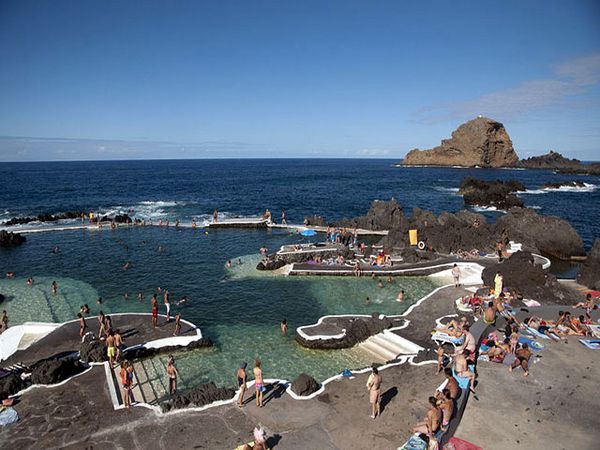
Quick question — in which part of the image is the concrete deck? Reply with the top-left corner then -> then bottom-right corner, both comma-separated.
2,313 -> 197,368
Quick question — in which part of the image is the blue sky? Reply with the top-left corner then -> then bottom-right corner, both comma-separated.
0,0 -> 599,161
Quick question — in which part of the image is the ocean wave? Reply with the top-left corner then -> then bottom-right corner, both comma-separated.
433,186 -> 460,193
471,205 -> 506,213
521,183 -> 597,195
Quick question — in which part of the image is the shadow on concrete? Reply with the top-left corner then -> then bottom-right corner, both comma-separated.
380,386 -> 398,414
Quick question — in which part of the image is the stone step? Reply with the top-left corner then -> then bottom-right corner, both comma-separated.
359,339 -> 396,362
369,335 -> 403,358
381,330 -> 424,354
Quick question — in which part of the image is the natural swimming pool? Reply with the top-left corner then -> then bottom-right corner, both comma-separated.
0,226 -> 441,386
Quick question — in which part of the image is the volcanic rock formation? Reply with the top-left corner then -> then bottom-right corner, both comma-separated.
458,177 -> 525,210
402,117 -> 519,167
291,373 -> 321,396
577,239 -> 600,290
161,382 -> 236,412
0,230 -> 26,248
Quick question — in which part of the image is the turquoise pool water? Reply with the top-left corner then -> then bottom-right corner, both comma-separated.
0,226 -> 440,386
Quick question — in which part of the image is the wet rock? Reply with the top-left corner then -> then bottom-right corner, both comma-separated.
458,177 -> 525,209
0,373 -> 26,397
481,251 -> 576,304
291,373 -> 320,396
161,382 -> 235,412
113,214 -> 132,224
296,314 -> 393,350
30,358 -> 86,385
496,208 -> 585,260
402,117 -> 519,168
3,211 -> 85,226
577,239 -> 600,290
541,181 -> 586,189
336,198 -> 408,231
0,230 -> 26,248
256,256 -> 287,271
79,339 -> 108,363
303,215 -> 327,227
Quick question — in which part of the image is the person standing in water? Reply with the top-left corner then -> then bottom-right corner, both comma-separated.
253,359 -> 265,407
167,356 -> 178,395
237,362 -> 248,407
51,280 -> 58,295
164,289 -> 171,322
280,319 -> 288,335
151,295 -> 158,328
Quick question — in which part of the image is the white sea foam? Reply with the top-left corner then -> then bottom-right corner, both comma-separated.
521,183 -> 598,194
433,186 -> 460,193
471,205 -> 506,213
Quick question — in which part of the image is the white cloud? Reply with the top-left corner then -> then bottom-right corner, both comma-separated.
418,52 -> 600,123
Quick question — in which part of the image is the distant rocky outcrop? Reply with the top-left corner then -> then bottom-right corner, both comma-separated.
577,239 -> 600,290
516,151 -> 581,170
3,211 -> 85,226
0,230 -> 26,248
515,151 -> 600,175
458,177 -> 525,210
291,373 -> 321,396
402,117 -> 519,168
496,208 -> 585,260
541,181 -> 586,189
481,251 -> 576,304
161,382 -> 235,412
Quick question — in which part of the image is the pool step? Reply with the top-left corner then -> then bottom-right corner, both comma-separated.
358,331 -> 425,364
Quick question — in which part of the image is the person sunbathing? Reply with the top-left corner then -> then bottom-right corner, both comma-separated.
437,316 -> 468,337
480,341 -> 505,362
437,389 -> 454,432
509,343 -> 532,377
572,293 -> 595,314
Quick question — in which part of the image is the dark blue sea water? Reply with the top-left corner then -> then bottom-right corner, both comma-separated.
0,159 -> 598,386
1,159 -> 598,247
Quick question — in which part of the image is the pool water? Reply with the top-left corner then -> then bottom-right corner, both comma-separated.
0,226 -> 440,386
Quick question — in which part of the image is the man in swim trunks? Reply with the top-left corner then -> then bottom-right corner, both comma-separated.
253,359 -> 265,407
151,295 -> 158,328
451,264 -> 461,288
455,349 -> 476,394
237,362 -> 248,407
106,331 -> 116,368
441,368 -> 459,400
509,343 -> 532,377
77,313 -> 87,340
455,324 -> 476,355
164,289 -> 171,322
483,301 -> 497,325
114,329 -> 124,361
367,366 -> 382,419
173,312 -> 182,336
167,356 -> 178,395
412,396 -> 442,438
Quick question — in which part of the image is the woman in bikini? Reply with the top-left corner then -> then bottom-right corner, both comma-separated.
253,359 -> 264,408
438,389 -> 454,431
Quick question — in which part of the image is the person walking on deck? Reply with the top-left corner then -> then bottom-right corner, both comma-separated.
366,366 -> 382,419
451,264 -> 461,288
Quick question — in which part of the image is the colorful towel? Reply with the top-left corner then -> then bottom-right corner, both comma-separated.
400,434 -> 428,450
0,407 -> 19,426
579,339 -> 600,349
518,336 -> 544,351
444,437 -> 482,450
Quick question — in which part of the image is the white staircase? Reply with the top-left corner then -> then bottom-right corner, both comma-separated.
358,330 -> 424,364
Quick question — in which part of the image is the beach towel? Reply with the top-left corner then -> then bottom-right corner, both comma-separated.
587,325 -> 600,338
452,367 -> 473,390
522,299 -> 541,307
400,434 -> 428,450
579,339 -> 600,349
443,437 -> 482,450
523,326 -> 550,340
0,407 -> 19,426
518,336 -> 544,351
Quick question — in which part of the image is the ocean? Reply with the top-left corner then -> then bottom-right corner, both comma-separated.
0,159 -> 598,386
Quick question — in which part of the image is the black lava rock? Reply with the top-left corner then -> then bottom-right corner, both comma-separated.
577,239 -> 600,290
291,373 -> 320,396
79,339 -> 108,363
0,230 -> 26,248
0,373 -> 26,398
161,381 -> 235,412
30,358 -> 86,385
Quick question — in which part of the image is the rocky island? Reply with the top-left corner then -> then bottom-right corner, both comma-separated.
402,117 -> 519,168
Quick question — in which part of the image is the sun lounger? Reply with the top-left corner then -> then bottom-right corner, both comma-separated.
432,331 -> 465,347
579,339 -> 600,349
523,326 -> 551,340
587,325 -> 600,338
455,298 -> 473,313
